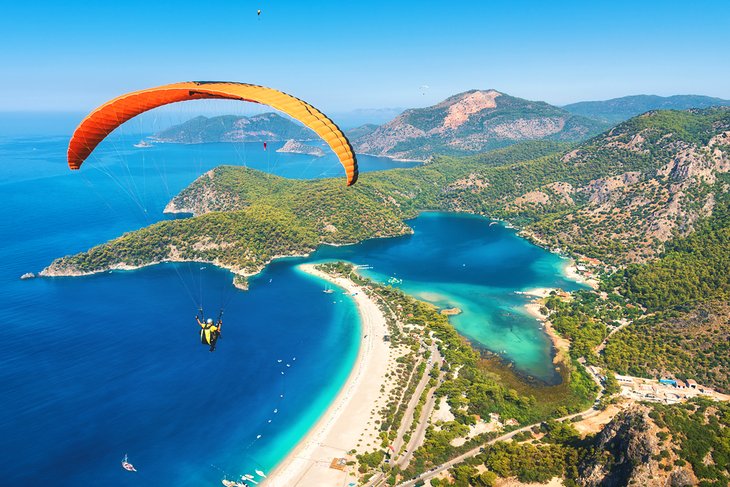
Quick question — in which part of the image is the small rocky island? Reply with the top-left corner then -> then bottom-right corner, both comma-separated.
276,139 -> 325,157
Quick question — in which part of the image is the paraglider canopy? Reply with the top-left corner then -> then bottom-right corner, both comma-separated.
67,81 -> 359,186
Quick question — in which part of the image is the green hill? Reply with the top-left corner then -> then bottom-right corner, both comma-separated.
151,113 -> 314,143
563,94 -> 730,124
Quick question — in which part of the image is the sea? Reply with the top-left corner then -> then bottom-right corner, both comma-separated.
0,123 -> 581,486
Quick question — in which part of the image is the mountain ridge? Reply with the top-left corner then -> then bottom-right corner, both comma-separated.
351,89 -> 608,160
151,113 -> 314,144
563,94 -> 730,124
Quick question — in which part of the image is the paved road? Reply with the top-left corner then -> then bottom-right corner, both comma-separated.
365,345 -> 441,487
391,347 -> 433,455
398,347 -> 444,470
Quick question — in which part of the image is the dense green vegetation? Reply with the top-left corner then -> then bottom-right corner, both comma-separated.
602,302 -> 730,393
617,178 -> 730,311
650,399 -> 730,486
595,183 -> 730,391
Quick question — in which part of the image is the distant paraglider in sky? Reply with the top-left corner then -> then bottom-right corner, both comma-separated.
419,84 -> 430,96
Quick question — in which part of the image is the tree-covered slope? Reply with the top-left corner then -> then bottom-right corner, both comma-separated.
151,113 -> 314,143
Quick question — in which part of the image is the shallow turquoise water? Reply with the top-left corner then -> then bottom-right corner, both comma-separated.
311,212 -> 585,383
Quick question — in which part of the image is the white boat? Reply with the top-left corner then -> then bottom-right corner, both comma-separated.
121,454 -> 137,472
222,479 -> 247,487
255,469 -> 267,478
133,140 -> 153,148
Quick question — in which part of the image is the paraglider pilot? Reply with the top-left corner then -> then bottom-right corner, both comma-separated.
197,308 -> 222,352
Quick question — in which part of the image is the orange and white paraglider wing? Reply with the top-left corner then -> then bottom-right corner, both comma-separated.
67,81 -> 358,186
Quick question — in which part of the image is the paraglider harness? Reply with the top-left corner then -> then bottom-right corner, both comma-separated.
197,308 -> 223,352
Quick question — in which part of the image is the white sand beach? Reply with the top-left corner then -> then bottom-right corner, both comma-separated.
263,264 -> 394,487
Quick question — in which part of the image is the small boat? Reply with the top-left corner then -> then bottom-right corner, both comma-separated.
222,479 -> 247,487
323,285 -> 334,294
255,469 -> 267,478
121,454 -> 137,472
489,221 -> 498,226
133,140 -> 153,148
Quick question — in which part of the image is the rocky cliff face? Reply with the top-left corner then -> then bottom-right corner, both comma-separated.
352,90 -> 607,160
508,108 -> 730,262
276,139 -> 325,157
579,406 -> 697,487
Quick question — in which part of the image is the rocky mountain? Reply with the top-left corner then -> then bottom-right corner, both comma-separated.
578,405 -> 703,487
505,108 -> 730,263
564,94 -> 730,124
351,90 -> 607,160
151,113 -> 314,143
276,139 -> 325,157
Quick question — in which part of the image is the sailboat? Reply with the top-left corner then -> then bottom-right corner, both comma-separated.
121,454 -> 137,472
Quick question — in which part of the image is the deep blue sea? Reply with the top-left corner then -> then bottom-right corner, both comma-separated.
0,125 -> 579,486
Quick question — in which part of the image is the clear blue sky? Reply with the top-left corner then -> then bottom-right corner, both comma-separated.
1,0 -> 729,112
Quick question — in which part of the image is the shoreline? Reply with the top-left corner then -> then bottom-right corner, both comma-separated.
38,253 -> 312,288
524,297 -> 570,366
263,263 -> 394,486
